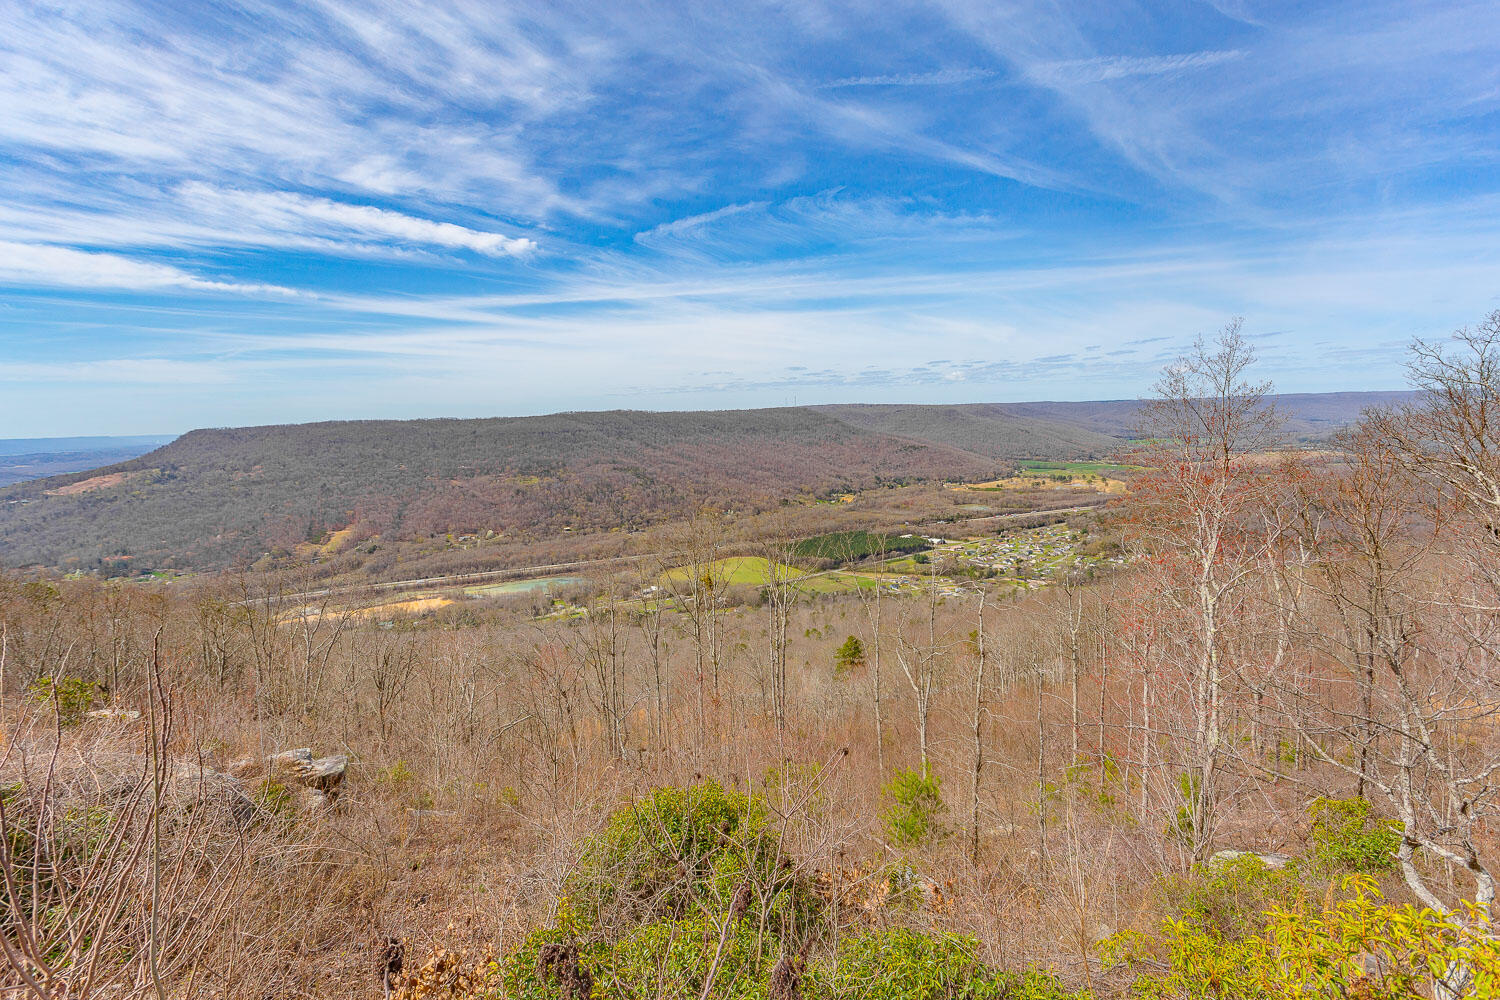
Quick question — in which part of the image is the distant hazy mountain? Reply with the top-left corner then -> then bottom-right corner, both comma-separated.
0,393 -> 1408,573
992,391 -> 1419,441
813,403 -> 1120,457
0,435 -> 176,487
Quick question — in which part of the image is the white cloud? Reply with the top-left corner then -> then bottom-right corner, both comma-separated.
0,358 -> 233,384
0,0 -> 587,215
1030,50 -> 1244,87
0,241 -> 296,296
633,202 -> 767,246
178,185 -> 537,257
825,67 -> 997,88
0,171 -> 538,261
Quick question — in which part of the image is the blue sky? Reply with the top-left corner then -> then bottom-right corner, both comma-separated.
2,0 -> 1498,436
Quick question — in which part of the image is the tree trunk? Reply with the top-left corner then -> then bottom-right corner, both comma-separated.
970,590 -> 987,864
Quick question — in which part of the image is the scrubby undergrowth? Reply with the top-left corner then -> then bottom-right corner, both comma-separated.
389,782 -> 1497,1000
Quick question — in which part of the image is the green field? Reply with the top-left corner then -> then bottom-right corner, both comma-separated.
662,556 -> 795,587
1018,460 -> 1139,476
800,572 -> 882,594
661,556 -> 877,594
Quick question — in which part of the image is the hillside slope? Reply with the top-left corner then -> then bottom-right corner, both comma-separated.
0,392 -> 1407,573
0,406 -> 1101,572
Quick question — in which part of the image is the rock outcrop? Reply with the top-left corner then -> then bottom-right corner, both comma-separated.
268,747 -> 349,813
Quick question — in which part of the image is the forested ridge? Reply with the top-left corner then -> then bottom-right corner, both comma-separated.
0,395 -> 1397,575
0,405 -> 1110,572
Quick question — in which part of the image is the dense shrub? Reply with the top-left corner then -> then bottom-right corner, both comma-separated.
882,767 -> 947,847
1307,796 -> 1401,872
1161,853 -> 1303,941
806,928 -> 1087,1000
488,781 -> 824,999
26,675 -> 99,725
501,916 -> 777,999
564,780 -> 817,932
1107,875 -> 1500,999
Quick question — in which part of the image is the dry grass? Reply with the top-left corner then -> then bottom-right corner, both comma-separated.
354,596 -> 455,618
44,471 -> 137,496
0,564 -> 1388,999
956,474 -> 1128,495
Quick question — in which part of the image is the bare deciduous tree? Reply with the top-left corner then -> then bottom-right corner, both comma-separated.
0,652 -> 251,999
1126,319 -> 1281,860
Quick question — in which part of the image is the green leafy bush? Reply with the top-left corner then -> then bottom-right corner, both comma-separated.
1104,875 -> 1500,1000
604,916 -> 776,999
881,767 -> 947,847
564,780 -> 819,936
494,781 -> 825,999
27,675 -> 99,725
806,928 -> 1087,1000
498,924 -> 1089,1000
1161,853 -> 1303,941
384,758 -> 416,786
1307,796 -> 1400,872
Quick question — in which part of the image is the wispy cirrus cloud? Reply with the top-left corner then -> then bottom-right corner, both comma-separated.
0,241 -> 298,296
2,0 -> 1499,436
823,67 -> 997,88
0,358 -> 235,384
1029,50 -> 1244,87
0,173 -> 538,262
0,0 -> 590,218
631,191 -> 1016,264
177,186 -> 538,257
633,203 -> 768,246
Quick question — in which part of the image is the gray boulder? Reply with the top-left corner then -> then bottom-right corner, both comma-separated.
268,747 -> 349,797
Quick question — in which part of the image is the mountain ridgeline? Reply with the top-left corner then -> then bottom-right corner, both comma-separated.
0,393 -> 1406,573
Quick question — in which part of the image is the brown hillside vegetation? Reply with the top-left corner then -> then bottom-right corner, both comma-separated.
0,406 -> 1110,575
0,395 -> 1399,578
1,317 -> 1499,999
